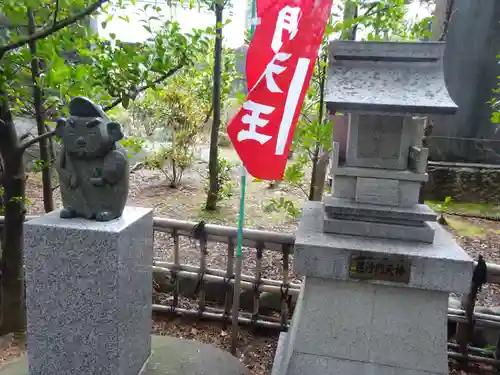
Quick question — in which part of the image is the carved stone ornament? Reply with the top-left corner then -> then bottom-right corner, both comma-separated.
55,96 -> 129,221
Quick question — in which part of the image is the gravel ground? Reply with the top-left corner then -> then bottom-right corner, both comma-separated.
152,313 -> 278,375
3,162 -> 498,375
446,216 -> 500,307
0,335 -> 25,368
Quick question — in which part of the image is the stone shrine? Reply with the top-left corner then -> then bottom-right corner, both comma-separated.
271,41 -> 474,375
324,41 -> 457,244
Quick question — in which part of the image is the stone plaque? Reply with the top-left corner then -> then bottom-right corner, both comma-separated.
355,177 -> 400,206
357,115 -> 403,160
348,252 -> 411,284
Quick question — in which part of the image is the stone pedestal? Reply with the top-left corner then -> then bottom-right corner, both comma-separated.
24,207 -> 153,375
272,203 -> 473,375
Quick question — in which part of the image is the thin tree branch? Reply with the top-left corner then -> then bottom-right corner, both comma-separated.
20,130 -> 55,151
307,148 -> 314,161
102,63 -> 185,111
19,63 -> 185,148
296,183 -> 309,198
301,112 -> 314,123
203,104 -> 214,124
25,150 -> 37,160
102,98 -> 122,113
53,0 -> 61,26
348,3 -> 389,32
0,0 -> 108,57
439,0 -> 455,41
361,3 -> 380,19
19,132 -> 32,141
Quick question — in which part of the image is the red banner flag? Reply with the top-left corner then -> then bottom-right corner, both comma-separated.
227,0 -> 333,180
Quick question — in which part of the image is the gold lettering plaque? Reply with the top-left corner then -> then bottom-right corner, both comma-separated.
349,252 -> 411,284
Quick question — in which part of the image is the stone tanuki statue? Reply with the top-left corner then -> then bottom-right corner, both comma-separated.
55,96 -> 129,221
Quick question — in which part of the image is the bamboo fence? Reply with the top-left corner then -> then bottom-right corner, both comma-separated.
1,215 -> 499,370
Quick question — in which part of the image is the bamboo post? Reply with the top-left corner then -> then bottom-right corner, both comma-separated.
198,235 -> 207,314
230,0 -> 258,356
224,238 -> 235,327
252,243 -> 264,325
172,228 -> 180,310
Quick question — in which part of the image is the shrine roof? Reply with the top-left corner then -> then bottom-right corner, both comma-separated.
325,41 -> 458,115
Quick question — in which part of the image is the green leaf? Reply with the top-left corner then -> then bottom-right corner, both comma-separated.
325,23 -> 335,37
491,111 -> 500,124
122,95 -> 130,109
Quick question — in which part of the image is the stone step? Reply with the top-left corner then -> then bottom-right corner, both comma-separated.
328,213 -> 425,227
324,214 -> 435,243
335,165 -> 428,182
324,196 -> 437,222
0,335 -> 250,375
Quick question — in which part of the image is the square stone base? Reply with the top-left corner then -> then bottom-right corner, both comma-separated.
324,214 -> 435,243
272,278 -> 449,375
271,202 -> 473,375
323,197 -> 437,243
295,202 -> 472,293
24,207 -> 154,375
332,173 -> 423,207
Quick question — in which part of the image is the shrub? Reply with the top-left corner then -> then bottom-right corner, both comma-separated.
145,142 -> 194,188
142,78 -> 207,187
120,137 -> 145,158
264,197 -> 301,219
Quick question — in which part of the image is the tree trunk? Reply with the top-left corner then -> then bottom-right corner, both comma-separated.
171,159 -> 178,188
1,158 -> 26,335
308,50 -> 328,201
205,2 -> 224,211
0,99 -> 26,335
309,151 -> 330,201
342,0 -> 359,41
28,11 -> 53,213
308,145 -> 320,200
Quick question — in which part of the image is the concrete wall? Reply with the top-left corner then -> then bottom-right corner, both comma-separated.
428,0 -> 500,163
423,162 -> 500,203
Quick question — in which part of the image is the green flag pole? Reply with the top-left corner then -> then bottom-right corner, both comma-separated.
230,0 -> 257,356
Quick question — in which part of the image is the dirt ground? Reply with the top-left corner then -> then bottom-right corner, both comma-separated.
2,148 -> 500,375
